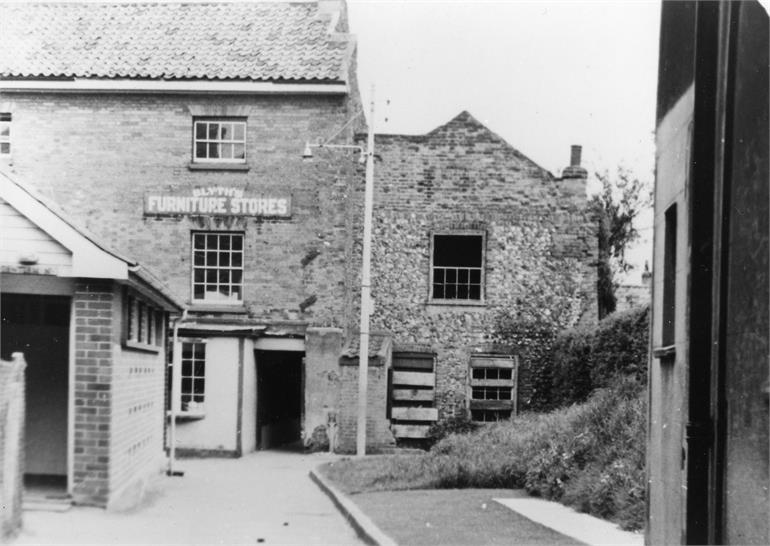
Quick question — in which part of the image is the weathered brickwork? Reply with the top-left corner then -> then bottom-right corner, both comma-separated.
72,281 -> 115,506
3,93 -> 363,332
367,112 -> 597,418
337,358 -> 394,453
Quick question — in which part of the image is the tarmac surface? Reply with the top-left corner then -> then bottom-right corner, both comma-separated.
12,451 -> 364,545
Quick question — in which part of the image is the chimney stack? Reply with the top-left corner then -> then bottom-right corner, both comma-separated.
561,144 -> 588,179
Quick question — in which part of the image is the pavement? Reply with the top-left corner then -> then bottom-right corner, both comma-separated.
494,498 -> 644,546
12,451 -> 645,546
12,451 -> 364,545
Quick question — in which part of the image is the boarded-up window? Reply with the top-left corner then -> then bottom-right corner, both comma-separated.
469,355 -> 517,422
389,352 -> 437,439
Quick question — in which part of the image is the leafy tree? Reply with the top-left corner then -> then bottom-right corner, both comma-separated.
591,168 -> 651,319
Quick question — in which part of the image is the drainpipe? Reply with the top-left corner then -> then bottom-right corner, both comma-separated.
167,308 -> 188,476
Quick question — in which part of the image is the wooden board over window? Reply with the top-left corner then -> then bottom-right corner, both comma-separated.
389,352 -> 437,440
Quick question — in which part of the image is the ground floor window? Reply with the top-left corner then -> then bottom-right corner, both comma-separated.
180,341 -> 206,412
469,355 -> 517,422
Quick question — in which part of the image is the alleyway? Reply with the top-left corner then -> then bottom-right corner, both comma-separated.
13,451 -> 364,545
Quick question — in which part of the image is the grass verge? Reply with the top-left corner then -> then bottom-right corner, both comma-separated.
319,375 -> 645,531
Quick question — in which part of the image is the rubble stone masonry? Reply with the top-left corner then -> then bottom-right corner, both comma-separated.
367,112 -> 597,417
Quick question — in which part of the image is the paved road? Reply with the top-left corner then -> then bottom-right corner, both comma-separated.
13,451 -> 365,545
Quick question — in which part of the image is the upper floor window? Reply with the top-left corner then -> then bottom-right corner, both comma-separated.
431,233 -> 484,301
193,118 -> 246,163
192,232 -> 244,304
0,113 -> 10,155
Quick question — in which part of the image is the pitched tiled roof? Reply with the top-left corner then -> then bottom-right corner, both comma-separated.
0,2 -> 351,82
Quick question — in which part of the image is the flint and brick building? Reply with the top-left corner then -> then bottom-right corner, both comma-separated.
0,0 -> 596,488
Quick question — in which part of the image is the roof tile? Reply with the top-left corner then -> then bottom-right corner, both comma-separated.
0,2 -> 351,82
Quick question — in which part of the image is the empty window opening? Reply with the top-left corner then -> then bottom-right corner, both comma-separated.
432,234 -> 484,301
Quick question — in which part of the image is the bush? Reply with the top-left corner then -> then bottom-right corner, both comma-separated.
427,413 -> 479,446
321,376 -> 647,531
551,304 -> 649,407
428,375 -> 646,530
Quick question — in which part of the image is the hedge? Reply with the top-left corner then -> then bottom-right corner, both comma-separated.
550,304 -> 649,407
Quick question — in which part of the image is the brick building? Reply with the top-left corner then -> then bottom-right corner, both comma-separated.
0,168 -> 183,508
0,0 -> 596,468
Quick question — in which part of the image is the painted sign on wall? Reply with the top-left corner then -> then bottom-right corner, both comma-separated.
144,186 -> 291,217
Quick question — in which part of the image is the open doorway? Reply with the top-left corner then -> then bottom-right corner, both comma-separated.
1,294 -> 70,497
256,350 -> 303,450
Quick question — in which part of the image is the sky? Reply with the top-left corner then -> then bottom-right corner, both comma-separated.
347,0 -> 661,281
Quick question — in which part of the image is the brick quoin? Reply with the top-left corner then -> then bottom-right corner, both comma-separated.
71,281 -> 114,506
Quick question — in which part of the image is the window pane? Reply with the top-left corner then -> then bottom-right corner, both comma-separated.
206,251 -> 217,266
232,236 -> 243,251
232,253 -> 242,267
446,269 -> 456,283
0,125 -> 8,137
445,285 -> 456,299
469,285 -> 481,300
219,252 -> 230,267
208,123 -> 219,139
182,360 -> 192,377
181,378 -> 192,394
195,142 -> 207,159
231,286 -> 242,300
208,143 -> 219,158
193,378 -> 205,394
206,270 -> 217,284
500,369 -> 512,380
0,113 -> 10,122
193,235 -> 205,249
206,234 -> 218,248
432,285 -> 444,299
193,285 -> 204,299
457,285 -> 469,299
470,269 -> 481,284
234,124 -> 244,140
220,124 -> 230,140
194,251 -> 205,266
220,236 -> 231,251
433,269 -> 444,283
234,144 -> 245,160
0,143 -> 8,154
231,270 -> 242,285
194,343 -> 205,359
194,269 -> 204,283
218,270 -> 230,285
194,361 -> 205,377
182,343 -> 193,359
195,123 -> 206,139
433,235 -> 483,267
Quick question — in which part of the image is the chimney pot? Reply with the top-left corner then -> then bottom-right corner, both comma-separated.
570,145 -> 582,167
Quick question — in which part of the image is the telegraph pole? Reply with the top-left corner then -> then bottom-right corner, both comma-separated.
356,86 -> 375,456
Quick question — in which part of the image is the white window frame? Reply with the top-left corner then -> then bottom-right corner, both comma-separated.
469,355 -> 517,423
429,231 -> 486,303
0,113 -> 10,155
191,232 -> 244,305
179,340 -> 206,415
192,118 -> 246,163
